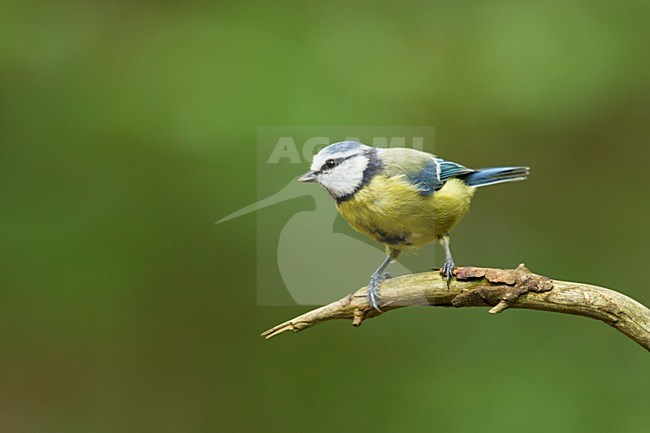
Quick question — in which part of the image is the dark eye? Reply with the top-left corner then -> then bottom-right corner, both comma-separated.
325,159 -> 337,169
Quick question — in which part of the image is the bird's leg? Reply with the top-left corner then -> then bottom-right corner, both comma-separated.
367,256 -> 393,312
440,235 -> 455,286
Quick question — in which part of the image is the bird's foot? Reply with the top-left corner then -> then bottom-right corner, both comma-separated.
367,273 -> 389,313
441,257 -> 455,288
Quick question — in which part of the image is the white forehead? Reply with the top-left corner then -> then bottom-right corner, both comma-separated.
310,141 -> 369,171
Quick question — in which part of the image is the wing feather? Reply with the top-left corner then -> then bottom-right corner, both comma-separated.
408,158 -> 474,195
377,148 -> 474,195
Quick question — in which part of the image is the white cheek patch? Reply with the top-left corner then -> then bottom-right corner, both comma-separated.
319,157 -> 369,198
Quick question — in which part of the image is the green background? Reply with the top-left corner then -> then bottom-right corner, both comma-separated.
2,1 -> 649,432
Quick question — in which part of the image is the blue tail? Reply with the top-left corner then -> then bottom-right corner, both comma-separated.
460,166 -> 529,187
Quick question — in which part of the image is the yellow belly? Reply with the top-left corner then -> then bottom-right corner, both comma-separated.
336,176 -> 475,252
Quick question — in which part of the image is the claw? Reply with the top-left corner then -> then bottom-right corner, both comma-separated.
366,256 -> 393,312
439,235 -> 455,289
367,273 -> 387,312
441,258 -> 455,288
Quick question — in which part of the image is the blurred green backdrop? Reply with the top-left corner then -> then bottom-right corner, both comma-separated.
1,1 -> 649,432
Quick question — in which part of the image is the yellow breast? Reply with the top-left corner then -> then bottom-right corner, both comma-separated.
336,176 -> 475,251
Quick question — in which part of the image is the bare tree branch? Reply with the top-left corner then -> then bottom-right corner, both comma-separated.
261,265 -> 650,351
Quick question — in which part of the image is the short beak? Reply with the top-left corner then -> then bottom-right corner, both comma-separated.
298,170 -> 317,183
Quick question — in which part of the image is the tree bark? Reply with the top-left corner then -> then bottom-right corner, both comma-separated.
261,265 -> 650,351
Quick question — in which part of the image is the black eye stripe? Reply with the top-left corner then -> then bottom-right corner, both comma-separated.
319,154 -> 357,172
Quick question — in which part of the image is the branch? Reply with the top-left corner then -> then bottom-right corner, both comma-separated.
261,264 -> 650,351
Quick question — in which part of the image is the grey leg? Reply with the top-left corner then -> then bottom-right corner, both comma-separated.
440,235 -> 455,286
367,256 -> 393,312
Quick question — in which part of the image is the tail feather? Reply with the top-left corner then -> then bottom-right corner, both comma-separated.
460,166 -> 529,187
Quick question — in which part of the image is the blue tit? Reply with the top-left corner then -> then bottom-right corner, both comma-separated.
299,141 -> 529,312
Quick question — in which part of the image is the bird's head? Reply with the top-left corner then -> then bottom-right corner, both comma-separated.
299,141 -> 381,200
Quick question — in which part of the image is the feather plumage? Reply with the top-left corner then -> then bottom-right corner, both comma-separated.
300,141 -> 530,312
301,142 -> 528,256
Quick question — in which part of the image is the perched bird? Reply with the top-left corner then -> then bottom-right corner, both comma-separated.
299,141 -> 529,312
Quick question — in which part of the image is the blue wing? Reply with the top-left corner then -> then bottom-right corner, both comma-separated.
407,158 -> 475,195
